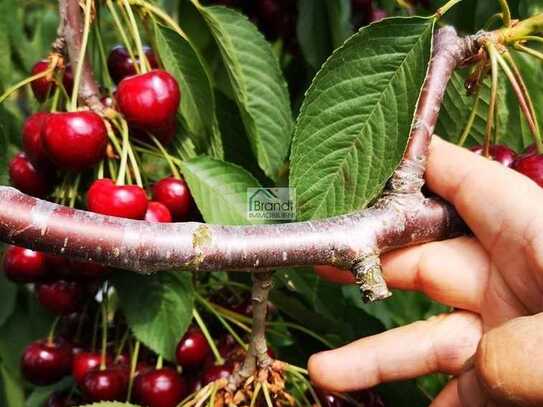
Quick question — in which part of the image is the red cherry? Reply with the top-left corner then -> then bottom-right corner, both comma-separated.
3,245 -> 49,283
9,152 -> 53,197
313,388 -> 347,407
30,60 -> 54,102
81,368 -> 129,402
44,391 -> 81,407
21,339 -> 73,385
175,327 -> 211,369
107,45 -> 159,84
36,280 -> 84,315
152,177 -> 192,220
145,201 -> 173,223
470,144 -> 517,167
22,112 -> 50,166
134,368 -> 187,407
41,111 -> 107,171
513,153 -> 543,187
73,352 -> 112,385
87,179 -> 148,220
63,65 -> 74,95
117,70 -> 180,131
201,364 -> 233,385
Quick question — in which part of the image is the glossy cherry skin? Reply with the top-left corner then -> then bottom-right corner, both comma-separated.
73,352 -> 112,385
81,368 -> 129,402
42,111 -> 107,171
22,112 -> 50,166
9,152 -> 53,197
3,245 -> 49,283
107,45 -> 159,84
30,60 -> 54,102
471,144 -> 517,167
21,339 -> 73,385
117,70 -> 180,131
513,153 -> 543,187
152,177 -> 192,220
145,201 -> 173,223
201,364 -> 233,385
87,179 -> 148,220
36,280 -> 84,315
313,388 -> 347,407
175,327 -> 211,369
134,368 -> 187,407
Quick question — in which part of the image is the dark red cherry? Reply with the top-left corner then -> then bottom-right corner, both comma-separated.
175,327 -> 211,369
72,352 -> 111,385
81,368 -> 129,402
312,388 -> 348,407
21,339 -> 72,385
41,111 -> 107,171
152,177 -> 192,220
87,179 -> 148,220
201,363 -> 233,385
62,65 -> 74,95
145,201 -> 173,223
470,144 -> 517,167
9,152 -> 53,197
134,368 -> 187,407
107,45 -> 159,84
22,112 -> 50,166
513,153 -> 543,187
3,245 -> 49,283
116,70 -> 180,131
36,280 -> 84,315
30,60 -> 54,102
44,391 -> 81,407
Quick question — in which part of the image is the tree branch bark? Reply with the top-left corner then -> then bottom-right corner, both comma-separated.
0,27 -> 482,303
59,0 -> 105,113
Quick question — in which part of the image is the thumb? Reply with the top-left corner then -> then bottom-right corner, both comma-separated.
469,313 -> 543,406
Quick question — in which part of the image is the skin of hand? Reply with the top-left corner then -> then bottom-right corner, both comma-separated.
309,136 -> 543,407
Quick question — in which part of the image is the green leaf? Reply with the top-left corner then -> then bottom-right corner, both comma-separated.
195,5 -> 294,181
154,24 -> 223,157
290,17 -> 435,221
0,363 -> 24,407
112,271 -> 194,362
297,0 -> 353,69
0,272 -> 17,327
180,156 -> 266,225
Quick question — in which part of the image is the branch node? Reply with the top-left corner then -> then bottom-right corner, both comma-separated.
386,158 -> 426,194
352,254 -> 391,303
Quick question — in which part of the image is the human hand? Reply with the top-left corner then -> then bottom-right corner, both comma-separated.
309,136 -> 543,406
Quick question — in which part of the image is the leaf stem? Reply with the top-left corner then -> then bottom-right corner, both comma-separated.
435,0 -> 463,17
70,0 -> 93,112
497,0 -> 512,27
131,0 -> 189,40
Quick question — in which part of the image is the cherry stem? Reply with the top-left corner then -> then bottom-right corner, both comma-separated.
497,0 -> 512,27
116,118 -> 130,186
68,175 -> 81,208
106,0 -> 140,74
70,0 -> 93,112
47,316 -> 61,345
133,0 -> 189,40
484,43 -> 499,157
100,285 -> 109,370
193,308 -> 224,365
121,0 -> 150,73
457,87 -> 482,146
155,355 -> 163,369
115,329 -> 129,359
0,69 -> 51,104
91,305 -> 100,352
195,295 -> 248,350
50,85 -> 61,113
151,135 -> 181,179
93,20 -> 114,90
126,340 -> 140,402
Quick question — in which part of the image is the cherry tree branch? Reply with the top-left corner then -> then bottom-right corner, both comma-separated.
0,27 -> 482,302
59,0 -> 105,113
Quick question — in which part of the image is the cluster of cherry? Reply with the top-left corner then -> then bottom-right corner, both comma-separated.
471,143 -> 543,187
